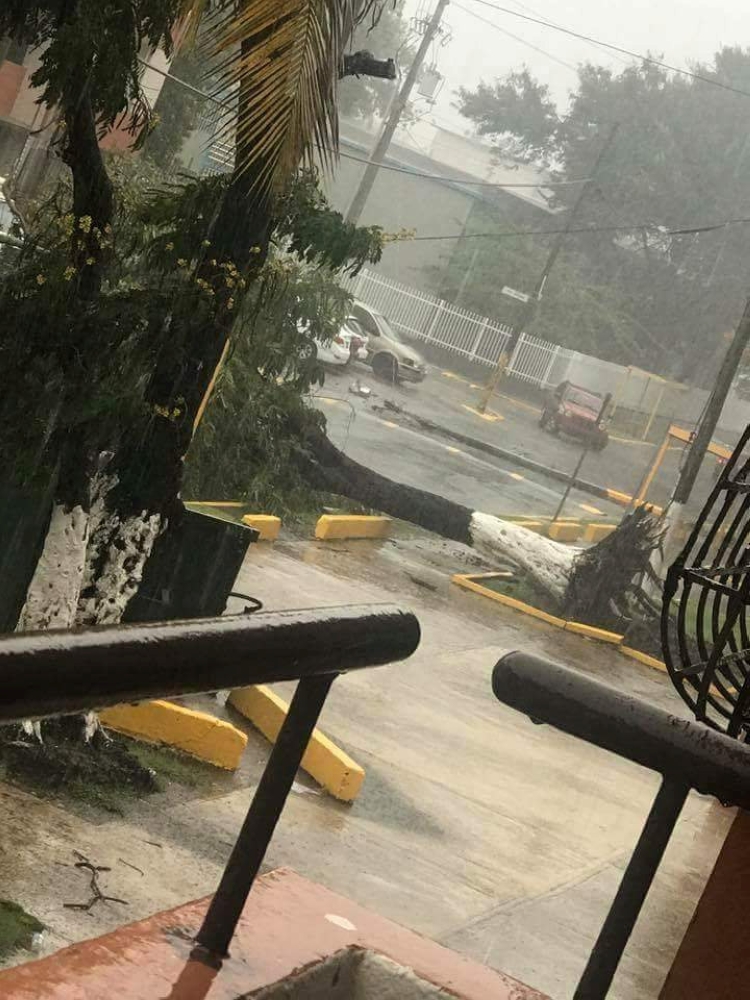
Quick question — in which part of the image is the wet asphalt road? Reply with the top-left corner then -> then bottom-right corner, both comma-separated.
312,366 -> 628,521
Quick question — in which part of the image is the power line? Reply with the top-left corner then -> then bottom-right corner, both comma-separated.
138,55 -> 588,189
452,1 -> 578,73
337,147 -> 587,186
502,0 -> 630,67
463,0 -> 750,100
408,217 -> 750,241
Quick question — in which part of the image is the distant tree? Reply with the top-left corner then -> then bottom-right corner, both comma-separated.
456,69 -> 558,163
455,50 -> 750,383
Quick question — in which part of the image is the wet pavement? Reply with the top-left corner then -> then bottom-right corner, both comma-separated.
313,364 -> 722,519
0,534 -> 734,999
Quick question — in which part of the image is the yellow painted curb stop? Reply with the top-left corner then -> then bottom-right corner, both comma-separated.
242,514 -> 281,541
228,685 -> 365,802
564,620 -> 623,644
452,573 -> 670,677
100,700 -> 248,770
582,523 -> 617,544
548,521 -> 583,543
452,574 -> 566,628
315,514 -> 391,541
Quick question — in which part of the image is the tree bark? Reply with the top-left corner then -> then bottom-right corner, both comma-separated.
299,425 -> 575,598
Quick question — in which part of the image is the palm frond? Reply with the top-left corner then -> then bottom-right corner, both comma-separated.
207,0 -> 360,198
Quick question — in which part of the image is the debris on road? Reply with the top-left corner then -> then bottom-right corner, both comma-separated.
64,851 -> 128,914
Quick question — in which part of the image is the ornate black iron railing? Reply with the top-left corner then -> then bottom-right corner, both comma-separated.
0,605 -> 420,963
662,422 -> 750,735
493,651 -> 750,1000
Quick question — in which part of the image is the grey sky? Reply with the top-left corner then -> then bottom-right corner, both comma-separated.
403,0 -> 750,131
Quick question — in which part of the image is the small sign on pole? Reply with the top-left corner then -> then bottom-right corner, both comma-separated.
501,286 -> 530,303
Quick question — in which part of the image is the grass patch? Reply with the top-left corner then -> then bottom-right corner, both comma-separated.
478,572 -> 563,617
0,719 -> 218,814
127,740 -> 219,790
0,900 -> 44,959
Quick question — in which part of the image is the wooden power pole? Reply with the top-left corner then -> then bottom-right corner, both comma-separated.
476,122 -> 619,414
344,0 -> 450,226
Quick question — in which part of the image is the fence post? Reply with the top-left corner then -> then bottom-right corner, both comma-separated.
506,331 -> 526,375
425,299 -> 445,342
540,343 -> 560,389
469,317 -> 489,360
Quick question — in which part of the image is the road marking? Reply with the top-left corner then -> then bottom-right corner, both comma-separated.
462,403 -> 504,422
380,419 -> 398,429
445,445 -> 461,454
579,502 -> 604,516
508,472 -> 525,481
441,371 -> 466,381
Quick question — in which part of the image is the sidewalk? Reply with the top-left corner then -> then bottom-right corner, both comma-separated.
0,535 -> 732,999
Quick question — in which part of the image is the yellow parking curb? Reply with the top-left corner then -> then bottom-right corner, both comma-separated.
452,573 -> 670,678
242,514 -> 281,541
461,403 -> 503,422
452,574 -> 567,628
190,501 -> 245,508
228,686 -> 365,802
619,646 -> 667,673
565,621 -> 623,644
315,514 -> 391,541
582,523 -> 617,544
548,521 -> 583,543
100,700 -> 248,770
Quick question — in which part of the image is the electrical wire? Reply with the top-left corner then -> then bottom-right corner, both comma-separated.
137,55 -> 587,189
335,147 -> 586,185
452,1 -> 579,73
408,216 -> 750,241
462,0 -> 750,100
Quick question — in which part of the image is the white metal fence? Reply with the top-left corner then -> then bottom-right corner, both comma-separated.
345,268 -> 750,435
346,268 -> 572,388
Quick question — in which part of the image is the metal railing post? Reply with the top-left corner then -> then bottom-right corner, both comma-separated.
572,779 -> 689,1000
195,674 -> 335,961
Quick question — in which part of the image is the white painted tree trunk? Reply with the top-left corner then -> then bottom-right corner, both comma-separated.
469,512 -> 576,600
17,504 -> 90,632
78,511 -> 162,626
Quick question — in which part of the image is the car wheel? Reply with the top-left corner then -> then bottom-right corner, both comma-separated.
372,352 -> 399,383
592,432 -> 608,451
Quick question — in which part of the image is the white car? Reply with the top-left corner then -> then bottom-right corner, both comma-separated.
314,324 -> 369,367
314,332 -> 351,366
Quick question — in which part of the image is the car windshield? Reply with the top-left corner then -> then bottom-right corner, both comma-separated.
374,312 -> 403,344
565,387 -> 600,411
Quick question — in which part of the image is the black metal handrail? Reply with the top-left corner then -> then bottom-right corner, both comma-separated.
0,604 -> 420,963
492,651 -> 750,1000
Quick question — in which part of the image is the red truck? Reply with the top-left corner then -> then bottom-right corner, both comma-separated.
539,381 -> 610,451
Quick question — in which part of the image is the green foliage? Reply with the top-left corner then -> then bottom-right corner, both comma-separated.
456,70 -> 558,163
455,49 -> 750,382
275,168 -> 384,273
438,202 -> 650,362
184,255 -> 351,512
0,900 -> 44,958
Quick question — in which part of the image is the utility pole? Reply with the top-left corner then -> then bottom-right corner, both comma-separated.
670,297 -> 750,504
648,299 -> 750,583
476,122 -> 620,413
344,0 -> 450,226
